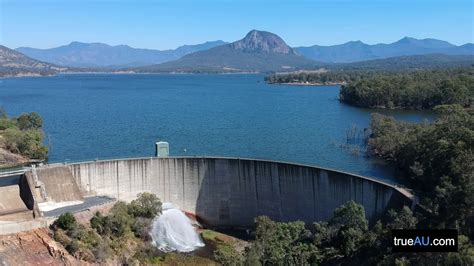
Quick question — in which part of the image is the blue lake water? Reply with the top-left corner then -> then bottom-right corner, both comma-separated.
0,74 -> 434,183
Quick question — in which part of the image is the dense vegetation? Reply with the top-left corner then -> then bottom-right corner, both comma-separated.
340,68 -> 474,109
265,70 -> 374,85
369,105 -> 473,237
52,193 -> 166,263
215,201 -> 473,265
267,67 -> 474,110
0,108 -> 48,164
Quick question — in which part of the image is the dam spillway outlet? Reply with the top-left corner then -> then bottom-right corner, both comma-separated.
150,203 -> 205,252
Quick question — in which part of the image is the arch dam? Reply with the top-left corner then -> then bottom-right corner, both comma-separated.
0,157 -> 415,234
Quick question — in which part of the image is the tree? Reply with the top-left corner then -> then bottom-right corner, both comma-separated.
128,192 -> 162,218
16,129 -> 48,159
329,201 -> 368,256
249,216 -> 317,265
386,206 -> 417,230
330,201 -> 368,231
17,112 -> 43,130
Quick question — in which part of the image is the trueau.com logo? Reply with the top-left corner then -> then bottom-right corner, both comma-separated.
391,229 -> 458,252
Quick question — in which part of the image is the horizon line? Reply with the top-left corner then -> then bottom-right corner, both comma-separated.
10,34 -> 473,51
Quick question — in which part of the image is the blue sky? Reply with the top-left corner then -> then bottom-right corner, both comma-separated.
1,0 -> 472,49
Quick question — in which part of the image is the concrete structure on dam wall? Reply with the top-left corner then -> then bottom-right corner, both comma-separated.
53,157 -> 414,228
0,157 -> 414,234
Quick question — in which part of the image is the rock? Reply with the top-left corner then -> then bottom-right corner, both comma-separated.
0,228 -> 84,265
230,30 -> 295,54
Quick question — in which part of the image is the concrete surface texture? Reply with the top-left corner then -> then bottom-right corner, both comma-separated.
36,166 -> 83,203
0,185 -> 29,214
0,174 -> 35,222
59,157 -> 413,228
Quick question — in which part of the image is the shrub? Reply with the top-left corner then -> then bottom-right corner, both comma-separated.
105,202 -> 134,237
132,217 -> 152,241
0,117 -> 16,130
90,211 -> 108,235
53,229 -> 71,247
55,212 -> 77,231
65,240 -> 80,254
214,244 -> 243,265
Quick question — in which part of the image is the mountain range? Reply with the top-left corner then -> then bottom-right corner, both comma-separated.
15,34 -> 473,68
295,37 -> 473,63
1,30 -> 473,76
16,40 -> 227,68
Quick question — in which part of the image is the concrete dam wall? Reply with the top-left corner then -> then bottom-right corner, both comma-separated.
48,157 -> 414,228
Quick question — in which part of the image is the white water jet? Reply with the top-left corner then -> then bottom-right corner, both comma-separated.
150,203 -> 205,252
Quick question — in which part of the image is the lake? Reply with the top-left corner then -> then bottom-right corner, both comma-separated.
0,74 -> 434,183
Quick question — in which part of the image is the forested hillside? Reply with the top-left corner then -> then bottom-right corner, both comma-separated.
339,67 -> 473,109
368,105 -> 473,250
267,67 -> 474,110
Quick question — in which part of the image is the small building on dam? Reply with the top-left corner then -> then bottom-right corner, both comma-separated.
0,157 -> 414,234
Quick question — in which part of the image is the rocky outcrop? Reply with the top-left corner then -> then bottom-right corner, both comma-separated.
229,30 -> 295,54
0,148 -> 27,168
0,228 -> 83,265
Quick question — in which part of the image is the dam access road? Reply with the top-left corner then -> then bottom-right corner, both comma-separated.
0,157 -> 415,234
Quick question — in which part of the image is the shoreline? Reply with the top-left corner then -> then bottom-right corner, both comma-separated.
0,71 -> 263,78
272,82 -> 345,86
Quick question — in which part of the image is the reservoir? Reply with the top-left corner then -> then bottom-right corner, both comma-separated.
0,74 -> 434,183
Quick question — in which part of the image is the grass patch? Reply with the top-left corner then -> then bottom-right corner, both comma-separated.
148,253 -> 218,266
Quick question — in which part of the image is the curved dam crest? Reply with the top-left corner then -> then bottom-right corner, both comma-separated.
48,157 -> 414,227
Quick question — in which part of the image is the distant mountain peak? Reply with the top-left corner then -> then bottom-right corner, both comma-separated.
229,30 -> 295,54
344,40 -> 367,46
295,36 -> 468,63
68,41 -> 95,47
399,36 -> 416,42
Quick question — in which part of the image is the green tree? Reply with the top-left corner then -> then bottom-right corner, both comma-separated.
128,192 -> 162,218
17,112 -> 43,130
250,216 -> 317,265
386,206 -> 418,230
329,201 -> 368,256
